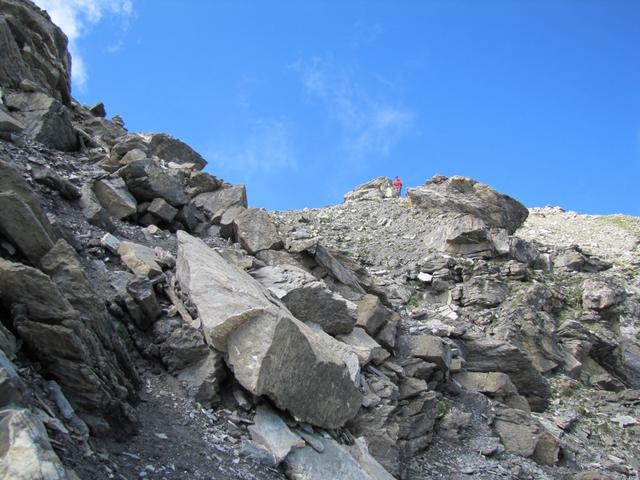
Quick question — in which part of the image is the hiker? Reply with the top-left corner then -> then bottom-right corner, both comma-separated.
393,176 -> 403,197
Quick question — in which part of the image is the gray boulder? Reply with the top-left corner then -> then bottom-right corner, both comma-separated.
94,177 -> 137,219
118,241 -> 163,278
232,208 -> 283,255
191,184 -> 247,219
460,276 -> 509,308
0,0 -> 72,104
79,184 -> 115,232
251,264 -> 358,335
118,157 -> 188,206
0,108 -> 23,133
176,231 -> 362,428
146,133 -> 207,170
399,334 -> 452,371
248,404 -> 304,465
582,279 -> 625,311
0,159 -> 56,264
5,92 -> 77,151
423,215 -> 510,258
147,197 -> 178,223
407,175 -> 529,234
0,351 -> 25,407
31,164 -> 80,200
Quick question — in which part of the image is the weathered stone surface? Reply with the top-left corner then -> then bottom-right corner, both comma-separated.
309,244 -> 365,294
423,215 -> 510,258
146,133 -> 207,170
463,338 -> 550,411
31,164 -> 79,200
285,436 -> 392,480
337,328 -> 390,366
408,175 -> 529,234
248,404 -> 304,465
0,408 -> 70,479
0,160 -> 56,264
176,231 -> 362,428
493,408 -> 559,465
0,0 -> 72,104
185,170 -> 222,197
159,325 -> 209,373
0,323 -> 16,360
0,258 -> 76,322
147,197 -> 178,223
177,350 -> 226,406
118,241 -> 162,278
252,264 -> 358,335
0,107 -> 23,132
453,371 -> 529,411
356,294 -> 392,337
344,177 -> 395,202
126,276 -> 161,330
232,208 -> 283,255
0,351 -> 25,407
399,334 -> 451,371
460,276 -> 509,308
118,158 -> 188,206
94,177 -> 137,219
5,92 -> 77,151
582,279 -> 625,311
191,185 -> 247,219
79,184 -> 115,232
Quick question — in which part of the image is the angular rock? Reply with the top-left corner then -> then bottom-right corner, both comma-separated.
232,208 -> 283,255
191,185 -> 248,219
399,334 -> 452,371
309,244 -> 365,294
0,324 -> 16,360
356,294 -> 392,337
118,241 -> 163,278
31,164 -> 80,200
94,177 -> 137,219
408,175 -> 528,233
248,404 -> 304,465
582,279 -> 625,311
454,371 -> 529,411
463,338 -> 550,411
5,92 -> 77,151
159,325 -> 209,373
89,102 -> 106,117
148,197 -> 178,223
126,276 -> 161,330
344,177 -> 395,202
177,350 -> 226,405
118,157 -> 188,206
0,108 -> 23,133
146,132 -> 207,170
0,408 -> 70,480
100,233 -> 121,255
79,184 -> 115,232
0,160 -> 56,264
285,436 -> 392,480
461,276 -> 509,308
185,170 -> 222,197
176,231 -> 362,428
252,264 -> 358,335
0,351 -> 25,407
175,203 -> 201,232
337,328 -> 390,366
423,215 -> 510,258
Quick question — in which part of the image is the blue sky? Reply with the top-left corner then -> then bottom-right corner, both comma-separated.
37,0 -> 640,214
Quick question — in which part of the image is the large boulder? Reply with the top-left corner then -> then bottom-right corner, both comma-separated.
93,177 -> 137,220
0,159 -> 55,264
408,175 -> 528,234
146,133 -> 207,170
0,0 -> 72,105
176,231 -> 362,428
4,92 -> 77,151
344,177 -> 395,202
118,157 -> 188,206
251,264 -> 358,335
191,185 -> 247,219
232,208 -> 283,255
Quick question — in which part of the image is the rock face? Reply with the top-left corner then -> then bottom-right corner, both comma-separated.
408,175 -> 529,234
344,177 -> 395,202
5,92 -> 77,151
192,184 -> 248,219
146,133 -> 207,170
232,208 -> 283,255
118,157 -> 188,206
176,231 -> 362,428
94,177 -> 137,219
0,0 -> 71,105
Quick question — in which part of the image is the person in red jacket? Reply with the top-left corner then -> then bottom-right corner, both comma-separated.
393,176 -> 403,197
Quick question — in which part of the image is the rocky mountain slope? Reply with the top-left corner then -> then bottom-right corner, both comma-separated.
1,2 -> 640,479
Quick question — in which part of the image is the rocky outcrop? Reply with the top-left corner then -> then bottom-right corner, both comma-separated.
344,177 -> 395,202
408,175 -> 528,234
232,208 -> 283,255
0,0 -> 71,105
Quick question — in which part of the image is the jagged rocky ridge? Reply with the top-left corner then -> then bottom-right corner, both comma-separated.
1,2 -> 640,479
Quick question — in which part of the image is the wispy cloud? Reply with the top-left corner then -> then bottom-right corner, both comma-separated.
33,0 -> 134,90
291,56 -> 414,158
207,119 -> 297,174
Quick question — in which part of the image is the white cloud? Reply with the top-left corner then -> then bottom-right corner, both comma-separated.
291,57 -> 414,158
207,119 -> 297,174
33,0 -> 133,90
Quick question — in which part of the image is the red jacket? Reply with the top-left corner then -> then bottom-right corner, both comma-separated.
393,178 -> 402,188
